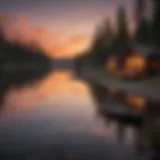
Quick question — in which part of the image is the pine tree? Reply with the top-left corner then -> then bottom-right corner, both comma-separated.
0,26 -> 5,44
91,23 -> 106,52
90,18 -> 114,65
102,19 -> 114,47
117,6 -> 128,40
135,0 -> 145,27
135,0 -> 151,44
136,19 -> 151,44
152,0 -> 160,47
115,5 -> 129,52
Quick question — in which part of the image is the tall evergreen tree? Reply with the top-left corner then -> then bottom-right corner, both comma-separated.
91,23 -> 106,52
90,18 -> 114,65
135,0 -> 151,44
135,19 -> 151,44
0,26 -> 5,44
102,19 -> 114,47
152,0 -> 160,47
135,0 -> 145,27
115,5 -> 129,52
117,6 -> 128,40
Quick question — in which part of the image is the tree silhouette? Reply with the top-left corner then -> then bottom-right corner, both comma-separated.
84,0 -> 159,68
135,19 -> 152,44
135,0 -> 145,27
134,0 -> 152,44
102,19 -> 114,47
90,18 -> 115,65
114,5 -> 129,52
152,0 -> 160,48
0,26 -> 4,43
0,26 -> 52,105
91,23 -> 106,52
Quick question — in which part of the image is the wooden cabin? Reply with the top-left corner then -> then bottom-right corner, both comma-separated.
106,44 -> 160,79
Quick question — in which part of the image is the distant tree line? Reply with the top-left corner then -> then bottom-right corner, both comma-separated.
0,26 -> 52,105
88,0 -> 160,66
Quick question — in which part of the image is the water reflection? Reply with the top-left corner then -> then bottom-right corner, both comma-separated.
0,41 -> 52,107
0,70 -> 159,160
87,79 -> 160,159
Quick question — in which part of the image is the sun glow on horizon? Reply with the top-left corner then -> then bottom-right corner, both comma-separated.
0,14 -> 92,58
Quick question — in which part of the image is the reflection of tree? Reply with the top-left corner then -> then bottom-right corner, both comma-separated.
0,27 -> 52,106
96,105 -> 153,156
116,122 -> 125,143
87,80 -> 109,106
142,100 -> 160,157
87,79 -> 160,155
97,107 -> 127,142
98,97 -> 160,158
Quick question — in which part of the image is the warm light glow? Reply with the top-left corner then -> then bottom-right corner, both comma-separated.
125,95 -> 146,111
122,54 -> 146,77
106,57 -> 117,70
125,54 -> 146,70
0,14 -> 91,58
3,71 -> 90,109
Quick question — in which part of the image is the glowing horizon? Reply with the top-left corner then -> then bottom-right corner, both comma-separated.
0,0 -> 134,57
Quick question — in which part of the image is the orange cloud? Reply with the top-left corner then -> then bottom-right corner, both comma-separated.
0,14 -> 91,58
68,34 -> 89,45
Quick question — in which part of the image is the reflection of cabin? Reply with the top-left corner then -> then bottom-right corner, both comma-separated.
107,88 -> 146,111
106,56 -> 118,71
106,44 -> 160,79
124,94 -> 146,111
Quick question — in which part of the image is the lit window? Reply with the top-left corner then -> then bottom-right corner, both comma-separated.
125,55 -> 146,69
125,95 -> 146,111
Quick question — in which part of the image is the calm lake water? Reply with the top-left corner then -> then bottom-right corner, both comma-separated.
0,71 -> 154,160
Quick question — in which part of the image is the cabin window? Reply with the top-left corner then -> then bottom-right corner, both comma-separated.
125,55 -> 146,70
106,57 -> 117,70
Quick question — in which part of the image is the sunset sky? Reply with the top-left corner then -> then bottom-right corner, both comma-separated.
0,0 -> 134,57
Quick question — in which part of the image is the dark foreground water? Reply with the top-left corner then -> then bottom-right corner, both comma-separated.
0,71 -> 157,160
